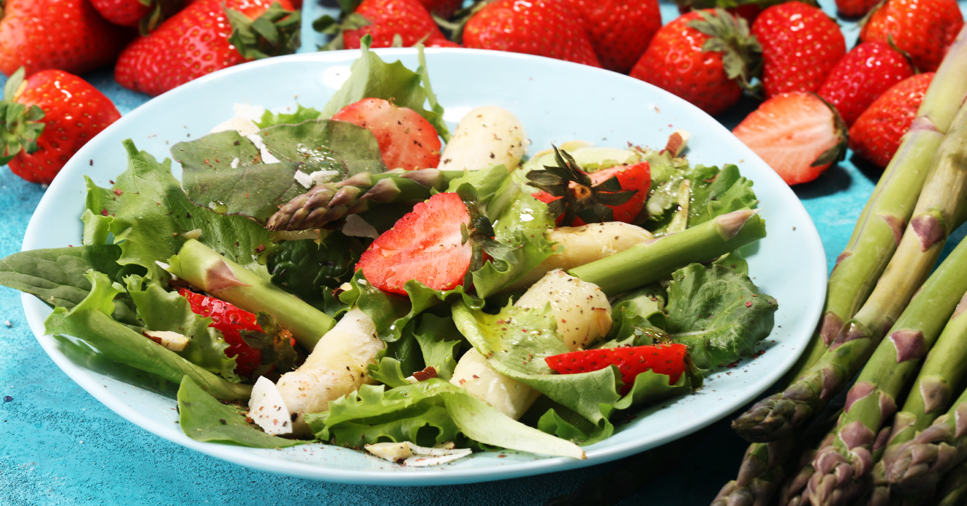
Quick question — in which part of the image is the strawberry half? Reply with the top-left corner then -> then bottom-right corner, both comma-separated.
529,148 -> 650,226
332,97 -> 442,170
179,288 -> 265,378
356,191 -> 473,296
849,72 -> 934,169
732,91 -> 847,186
545,344 -> 689,394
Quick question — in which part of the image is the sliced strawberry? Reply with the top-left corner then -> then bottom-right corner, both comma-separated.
332,97 -> 442,170
178,288 -> 263,378
545,344 -> 689,393
356,191 -> 472,296
849,72 -> 935,169
732,92 -> 847,186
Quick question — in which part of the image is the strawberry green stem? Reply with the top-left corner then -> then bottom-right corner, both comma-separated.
567,209 -> 765,295
166,239 -> 335,350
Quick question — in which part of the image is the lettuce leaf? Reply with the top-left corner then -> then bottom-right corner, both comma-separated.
43,271 -> 251,401
598,283 -> 669,348
174,121 -> 385,223
305,379 -> 585,458
255,104 -> 324,129
665,263 -> 778,371
267,232 -> 364,308
320,39 -> 449,143
644,163 -> 757,235
84,139 -> 276,281
0,245 -> 128,309
124,275 -> 240,382
177,376 -> 303,448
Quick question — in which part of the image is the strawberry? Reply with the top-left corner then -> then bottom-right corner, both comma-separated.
356,191 -> 472,296
416,0 -> 462,19
331,98 -> 442,170
859,0 -> 964,72
0,0 -> 133,77
732,91 -> 847,185
463,0 -> 602,68
544,344 -> 689,394
179,288 -> 299,379
88,0 -> 185,33
114,0 -> 300,96
565,0 -> 662,74
817,41 -> 914,127
1,68 -> 121,184
531,151 -> 651,226
340,0 -> 450,49
835,0 -> 878,17
629,9 -> 760,116
849,72 -> 934,169
751,2 -> 846,99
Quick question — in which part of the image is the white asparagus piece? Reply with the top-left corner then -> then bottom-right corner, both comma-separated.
450,348 -> 542,420
272,307 -> 385,435
452,270 -> 613,419
506,222 -> 654,292
437,106 -> 529,171
515,269 -> 613,352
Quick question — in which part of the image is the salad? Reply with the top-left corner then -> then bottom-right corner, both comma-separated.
0,40 -> 777,464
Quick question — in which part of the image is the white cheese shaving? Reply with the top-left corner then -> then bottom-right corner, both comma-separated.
181,229 -> 202,240
342,214 -> 379,239
310,170 -> 341,185
210,116 -> 259,137
246,133 -> 281,164
294,170 -> 314,189
230,157 -> 240,169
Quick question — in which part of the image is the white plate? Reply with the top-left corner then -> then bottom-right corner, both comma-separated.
21,48 -> 826,485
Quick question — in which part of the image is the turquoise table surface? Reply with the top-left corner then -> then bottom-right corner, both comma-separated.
3,0 -> 967,504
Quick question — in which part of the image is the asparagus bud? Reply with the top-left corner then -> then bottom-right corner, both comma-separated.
266,169 -> 463,231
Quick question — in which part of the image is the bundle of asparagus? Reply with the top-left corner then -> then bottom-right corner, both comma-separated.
713,25 -> 967,506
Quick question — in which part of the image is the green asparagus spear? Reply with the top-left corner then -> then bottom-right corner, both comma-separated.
731,26 -> 967,444
882,302 -> 967,495
166,239 -> 336,350
568,209 -> 765,295
804,235 -> 967,506
266,169 -> 464,230
937,461 -> 967,506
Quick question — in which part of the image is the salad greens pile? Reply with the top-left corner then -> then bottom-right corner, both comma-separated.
0,40 -> 778,460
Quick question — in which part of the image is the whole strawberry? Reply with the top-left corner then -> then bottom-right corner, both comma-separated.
629,9 -> 760,116
849,72 -> 934,169
752,1 -> 846,98
343,0 -> 449,49
463,0 -> 602,68
416,0 -> 462,19
860,0 -> 963,72
89,0 -> 186,33
115,0 -> 300,96
0,0 -> 133,77
566,0 -> 662,74
817,42 -> 914,127
835,0 -> 877,17
1,69 -> 121,184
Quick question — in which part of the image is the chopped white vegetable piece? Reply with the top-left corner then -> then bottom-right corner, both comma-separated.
181,229 -> 202,240
142,330 -> 190,352
247,376 -> 294,436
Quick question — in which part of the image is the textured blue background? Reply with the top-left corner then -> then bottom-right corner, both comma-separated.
3,0 -> 967,504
